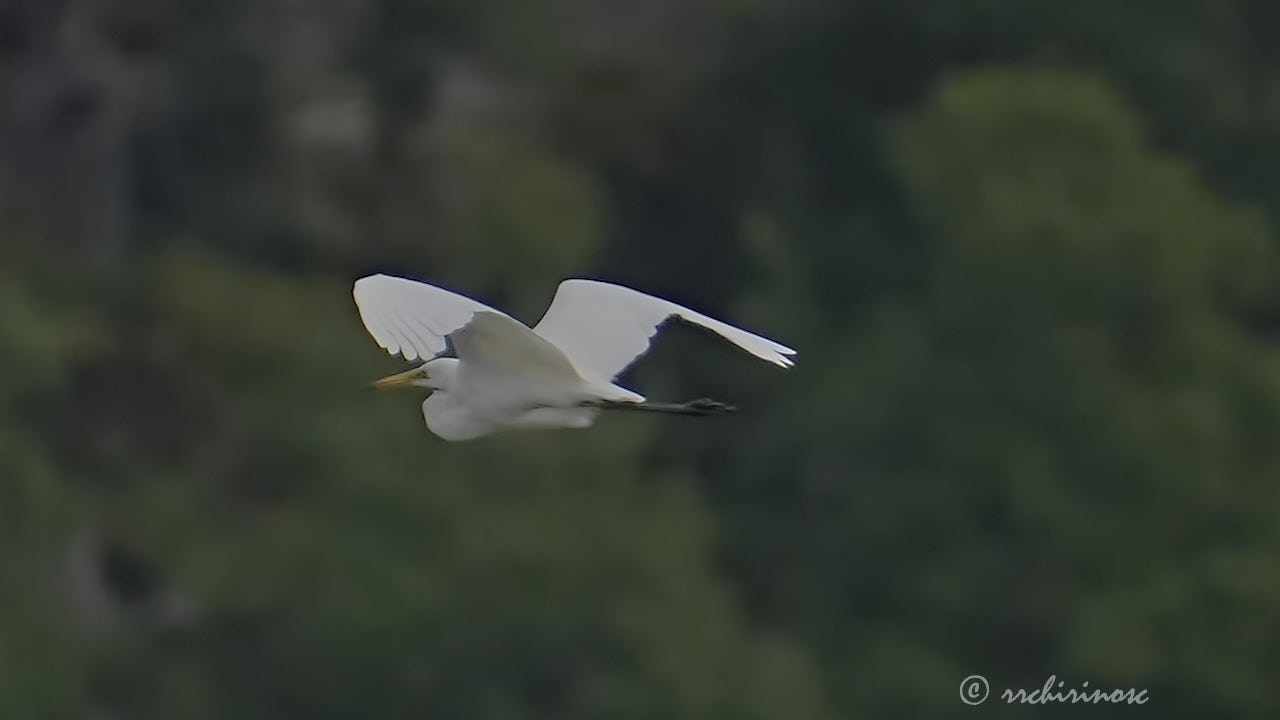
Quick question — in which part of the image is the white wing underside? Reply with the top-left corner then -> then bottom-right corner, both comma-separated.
532,279 -> 796,382
352,274 -> 512,362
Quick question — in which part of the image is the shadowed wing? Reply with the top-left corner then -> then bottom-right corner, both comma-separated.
532,279 -> 796,381
450,311 -> 585,386
352,274 -> 514,362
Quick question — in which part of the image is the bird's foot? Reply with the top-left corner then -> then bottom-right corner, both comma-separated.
682,398 -> 737,415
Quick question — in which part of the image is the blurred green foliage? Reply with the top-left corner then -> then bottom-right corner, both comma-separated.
2,1 -> 1280,718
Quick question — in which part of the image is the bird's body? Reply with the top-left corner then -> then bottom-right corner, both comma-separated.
410,312 -> 629,440
353,275 -> 795,440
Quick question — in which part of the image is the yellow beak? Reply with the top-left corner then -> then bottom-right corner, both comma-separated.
372,366 -> 426,391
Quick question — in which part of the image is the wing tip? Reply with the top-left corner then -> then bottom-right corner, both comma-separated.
755,340 -> 796,369
353,274 -> 436,363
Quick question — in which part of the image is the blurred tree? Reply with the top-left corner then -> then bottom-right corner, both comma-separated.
4,1 -> 1280,718
0,251 -> 833,719
710,69 -> 1280,718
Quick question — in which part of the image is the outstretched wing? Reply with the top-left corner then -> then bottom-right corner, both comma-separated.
450,311 -> 585,386
532,279 -> 796,381
352,274 -> 513,362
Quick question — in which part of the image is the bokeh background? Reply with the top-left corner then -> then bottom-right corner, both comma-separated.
4,0 -> 1280,717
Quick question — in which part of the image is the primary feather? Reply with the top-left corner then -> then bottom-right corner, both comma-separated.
352,274 -> 510,361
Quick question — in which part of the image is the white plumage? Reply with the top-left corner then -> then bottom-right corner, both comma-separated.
354,274 -> 796,440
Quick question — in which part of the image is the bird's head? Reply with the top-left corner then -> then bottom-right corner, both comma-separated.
371,358 -> 456,392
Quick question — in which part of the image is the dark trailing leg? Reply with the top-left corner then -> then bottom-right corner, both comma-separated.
593,398 -> 737,416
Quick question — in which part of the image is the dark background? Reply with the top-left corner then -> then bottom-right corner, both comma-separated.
2,0 -> 1279,717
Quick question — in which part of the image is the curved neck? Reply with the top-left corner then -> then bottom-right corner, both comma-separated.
422,357 -> 459,391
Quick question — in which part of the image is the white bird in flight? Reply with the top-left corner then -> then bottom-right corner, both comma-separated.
353,274 -> 796,441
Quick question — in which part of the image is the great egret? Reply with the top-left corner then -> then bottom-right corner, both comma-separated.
353,274 -> 796,441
